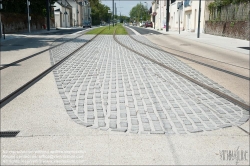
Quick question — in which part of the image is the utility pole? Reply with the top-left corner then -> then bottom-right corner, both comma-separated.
27,0 -> 31,33
0,1 -> 2,39
112,0 -> 114,26
46,0 -> 50,31
159,0 -> 161,30
166,0 -> 169,31
179,9 -> 180,34
197,0 -> 201,38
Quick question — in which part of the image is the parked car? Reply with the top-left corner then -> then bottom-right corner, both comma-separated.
140,21 -> 146,27
145,21 -> 153,28
83,21 -> 91,28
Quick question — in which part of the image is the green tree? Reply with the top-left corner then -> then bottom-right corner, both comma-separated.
129,3 -> 149,23
2,0 -> 56,16
89,0 -> 110,25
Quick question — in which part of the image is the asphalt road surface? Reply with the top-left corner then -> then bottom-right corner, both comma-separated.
127,26 -> 162,35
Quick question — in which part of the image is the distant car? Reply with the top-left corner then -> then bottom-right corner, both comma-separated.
140,21 -> 146,27
83,21 -> 91,28
132,22 -> 137,26
145,21 -> 153,28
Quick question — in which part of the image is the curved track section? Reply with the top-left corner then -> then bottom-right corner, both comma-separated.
49,28 -> 249,134
0,29 -> 104,108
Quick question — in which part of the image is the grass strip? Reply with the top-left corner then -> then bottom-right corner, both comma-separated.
86,24 -> 127,35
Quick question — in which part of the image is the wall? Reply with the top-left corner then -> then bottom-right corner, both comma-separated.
1,13 -> 46,33
205,21 -> 249,40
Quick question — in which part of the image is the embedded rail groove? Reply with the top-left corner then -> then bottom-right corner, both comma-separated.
113,27 -> 249,111
128,35 -> 249,81
0,29 -> 91,70
0,28 -> 106,108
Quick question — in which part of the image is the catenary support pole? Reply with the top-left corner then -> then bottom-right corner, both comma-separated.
27,0 -> 30,33
197,0 -> 201,38
166,0 -> 169,31
46,0 -> 50,31
113,0 -> 114,27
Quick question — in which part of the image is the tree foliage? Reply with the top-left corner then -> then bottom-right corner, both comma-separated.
208,0 -> 249,11
1,0 -> 57,16
89,0 -> 110,25
129,3 -> 150,22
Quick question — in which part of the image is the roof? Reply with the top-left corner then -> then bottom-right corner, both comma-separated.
56,0 -> 72,9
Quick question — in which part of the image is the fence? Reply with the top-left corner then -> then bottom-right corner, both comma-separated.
209,2 -> 249,21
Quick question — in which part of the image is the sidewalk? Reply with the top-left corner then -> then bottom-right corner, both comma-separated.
0,27 -> 84,43
145,27 -> 249,55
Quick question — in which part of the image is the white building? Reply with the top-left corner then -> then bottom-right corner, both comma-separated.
54,0 -> 72,28
67,0 -> 81,27
53,0 -> 91,28
151,0 -> 208,33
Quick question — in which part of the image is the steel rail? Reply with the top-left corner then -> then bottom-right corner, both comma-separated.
0,28 -> 106,108
0,29 -> 93,70
128,35 -> 249,81
113,27 -> 249,111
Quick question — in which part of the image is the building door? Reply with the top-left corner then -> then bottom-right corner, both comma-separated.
60,13 -> 62,27
186,13 -> 191,31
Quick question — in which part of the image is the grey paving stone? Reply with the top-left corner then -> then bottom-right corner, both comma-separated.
217,124 -> 232,128
150,131 -> 165,134
98,122 -> 106,127
183,120 -> 192,125
120,113 -> 127,118
87,100 -> 93,105
109,122 -> 117,129
120,122 -> 128,127
141,118 -> 149,123
97,112 -> 104,118
239,116 -> 249,122
64,105 -> 73,111
177,130 -> 187,134
131,119 -> 139,125
191,118 -> 201,123
87,114 -> 95,119
142,123 -> 151,131
110,106 -> 117,111
164,129 -> 175,134
109,114 -> 117,119
130,110 -> 137,116
187,128 -> 203,133
174,122 -> 183,128
112,128 -> 127,132
149,114 -> 159,121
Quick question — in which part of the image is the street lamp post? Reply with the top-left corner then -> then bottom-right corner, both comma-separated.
64,11 -> 67,27
166,0 -> 169,31
0,1 -> 2,39
112,0 -> 114,26
46,0 -> 50,31
64,0 -> 67,27
144,2 -> 148,21
197,0 -> 201,38
76,10 -> 78,26
27,0 -> 31,32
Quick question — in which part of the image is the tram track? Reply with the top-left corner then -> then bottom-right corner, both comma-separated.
0,28 -> 93,71
113,27 -> 249,111
0,28 -> 106,108
128,34 -> 249,81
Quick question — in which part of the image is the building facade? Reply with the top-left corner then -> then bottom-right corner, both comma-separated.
150,0 -> 208,33
53,0 -> 91,28
54,0 -> 72,28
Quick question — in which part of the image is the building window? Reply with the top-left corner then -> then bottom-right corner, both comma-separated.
184,0 -> 191,7
171,0 -> 176,4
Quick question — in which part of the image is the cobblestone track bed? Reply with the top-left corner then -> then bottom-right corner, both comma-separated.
50,35 -> 249,135
117,35 -> 247,104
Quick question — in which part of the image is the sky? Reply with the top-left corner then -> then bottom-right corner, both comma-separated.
101,0 -> 152,17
